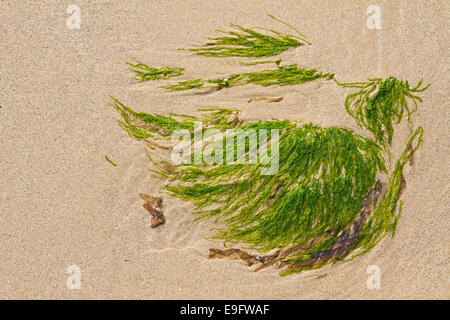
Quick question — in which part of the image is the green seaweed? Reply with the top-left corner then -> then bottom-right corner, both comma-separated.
111,73 -> 428,274
336,77 -> 430,150
239,59 -> 280,66
162,63 -> 333,92
111,12 -> 430,275
279,126 -> 423,275
184,14 -> 310,58
105,155 -> 117,167
110,97 -> 241,141
354,127 -> 423,254
166,125 -> 385,247
163,79 -> 204,92
126,62 -> 184,82
112,101 -> 397,273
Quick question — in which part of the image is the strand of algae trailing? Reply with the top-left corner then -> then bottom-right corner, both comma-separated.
183,14 -> 310,58
126,62 -> 184,82
111,75 -> 429,275
105,155 -> 117,166
335,77 -> 430,152
351,126 -> 423,254
162,62 -> 333,93
110,96 -> 241,142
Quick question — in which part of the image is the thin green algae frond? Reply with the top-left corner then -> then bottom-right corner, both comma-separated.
162,63 -> 333,92
337,77 -> 430,150
110,97 -> 241,141
355,126 -> 423,253
184,14 -> 310,58
126,62 -> 184,82
104,155 -> 117,167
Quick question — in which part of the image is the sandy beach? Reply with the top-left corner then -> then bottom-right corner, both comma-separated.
0,0 -> 448,299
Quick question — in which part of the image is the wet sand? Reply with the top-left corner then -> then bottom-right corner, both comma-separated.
0,0 -> 448,299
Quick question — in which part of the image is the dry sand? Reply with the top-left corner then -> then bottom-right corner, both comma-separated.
0,0 -> 448,299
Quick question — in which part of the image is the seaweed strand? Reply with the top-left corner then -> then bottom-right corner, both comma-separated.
126,62 -> 184,82
162,63 -> 333,92
183,14 -> 310,58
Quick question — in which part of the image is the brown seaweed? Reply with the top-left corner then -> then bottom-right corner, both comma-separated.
140,193 -> 165,228
248,96 -> 283,103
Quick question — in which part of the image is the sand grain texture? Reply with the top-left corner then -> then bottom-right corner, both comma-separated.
0,0 -> 448,299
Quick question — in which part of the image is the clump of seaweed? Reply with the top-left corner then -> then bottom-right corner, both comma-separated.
336,77 -> 430,150
209,179 -> 384,274
111,100 -> 400,273
162,63 -> 333,92
126,62 -> 184,82
279,128 -> 423,275
111,73 -> 429,275
184,14 -> 310,58
111,12 -> 430,275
